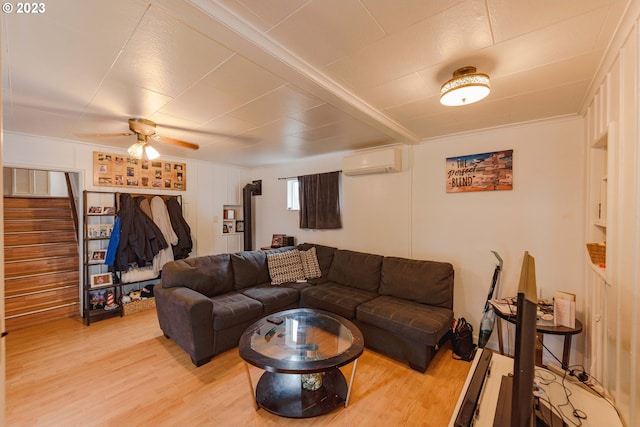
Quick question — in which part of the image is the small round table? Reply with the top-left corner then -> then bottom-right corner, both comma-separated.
239,308 -> 364,418
494,310 -> 583,369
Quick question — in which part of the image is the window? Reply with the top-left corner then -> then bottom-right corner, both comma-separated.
287,178 -> 300,211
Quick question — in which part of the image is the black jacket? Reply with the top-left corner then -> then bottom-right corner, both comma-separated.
166,197 -> 192,260
114,193 -> 167,271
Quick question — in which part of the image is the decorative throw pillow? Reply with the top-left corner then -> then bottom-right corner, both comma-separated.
267,250 -> 305,285
299,246 -> 322,279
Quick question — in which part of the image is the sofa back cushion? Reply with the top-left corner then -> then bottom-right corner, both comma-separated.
379,257 -> 454,309
298,243 -> 337,277
231,250 -> 270,290
161,254 -> 234,297
327,249 -> 383,292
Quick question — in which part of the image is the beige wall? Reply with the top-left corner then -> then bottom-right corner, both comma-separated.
583,12 -> 640,427
251,148 -> 412,257
252,116 -> 586,367
4,80 -> 636,425
2,132 -> 252,262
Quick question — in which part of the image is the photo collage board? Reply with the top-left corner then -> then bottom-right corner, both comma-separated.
93,151 -> 186,191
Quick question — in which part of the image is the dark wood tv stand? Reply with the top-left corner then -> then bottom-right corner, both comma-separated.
494,311 -> 583,369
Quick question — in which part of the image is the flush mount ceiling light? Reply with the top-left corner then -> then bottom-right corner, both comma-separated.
127,134 -> 160,160
440,66 -> 491,107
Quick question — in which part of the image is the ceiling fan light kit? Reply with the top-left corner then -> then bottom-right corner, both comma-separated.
126,139 -> 160,160
440,66 -> 490,107
128,117 -> 158,136
127,141 -> 145,159
84,117 -> 199,160
144,144 -> 160,160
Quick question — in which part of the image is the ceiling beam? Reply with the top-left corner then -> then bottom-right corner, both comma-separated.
179,0 -> 420,144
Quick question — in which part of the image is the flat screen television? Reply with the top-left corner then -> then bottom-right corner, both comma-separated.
493,252 -> 565,427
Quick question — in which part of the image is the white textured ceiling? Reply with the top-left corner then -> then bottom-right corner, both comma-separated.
1,0 -> 630,167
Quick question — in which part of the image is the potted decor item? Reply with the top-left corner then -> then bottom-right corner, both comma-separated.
301,343 -> 323,391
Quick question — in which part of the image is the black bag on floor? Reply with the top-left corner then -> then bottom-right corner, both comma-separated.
451,318 -> 476,361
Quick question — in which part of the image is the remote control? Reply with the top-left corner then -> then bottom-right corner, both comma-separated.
264,326 -> 277,342
267,316 -> 283,325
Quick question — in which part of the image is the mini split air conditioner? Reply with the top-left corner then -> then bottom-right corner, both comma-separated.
342,148 -> 402,176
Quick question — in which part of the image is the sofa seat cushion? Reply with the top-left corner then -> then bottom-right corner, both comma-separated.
356,296 -> 453,346
327,249 -> 383,292
241,284 -> 299,313
300,282 -> 377,319
211,292 -> 264,330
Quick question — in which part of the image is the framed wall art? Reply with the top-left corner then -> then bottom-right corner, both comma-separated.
90,272 -> 113,288
87,205 -> 103,215
89,250 -> 107,264
93,151 -> 186,191
446,149 -> 513,193
271,234 -> 286,248
87,224 -> 102,238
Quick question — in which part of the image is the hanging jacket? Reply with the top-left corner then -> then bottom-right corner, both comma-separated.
114,193 -> 168,271
150,196 -> 178,274
105,216 -> 121,266
166,197 -> 192,260
136,196 -> 154,219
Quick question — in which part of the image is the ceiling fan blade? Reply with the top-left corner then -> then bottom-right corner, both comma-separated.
76,132 -> 132,138
153,135 -> 200,150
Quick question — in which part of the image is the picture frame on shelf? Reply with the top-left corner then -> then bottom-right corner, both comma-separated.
271,234 -> 286,248
89,249 -> 107,264
103,206 -> 116,215
99,224 -> 113,238
87,224 -> 101,238
88,206 -> 103,215
223,224 -> 229,233
236,220 -> 244,232
90,272 -> 113,288
88,289 -> 107,310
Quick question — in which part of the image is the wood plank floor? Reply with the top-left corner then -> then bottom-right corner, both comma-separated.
6,309 -> 472,427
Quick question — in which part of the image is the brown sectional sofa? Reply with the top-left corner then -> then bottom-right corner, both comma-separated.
155,243 -> 454,372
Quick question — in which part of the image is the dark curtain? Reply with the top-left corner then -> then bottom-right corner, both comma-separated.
298,171 -> 342,229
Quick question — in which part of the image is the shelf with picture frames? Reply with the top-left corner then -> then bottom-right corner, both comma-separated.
83,190 -> 187,325
222,204 -> 244,235
83,190 -> 122,325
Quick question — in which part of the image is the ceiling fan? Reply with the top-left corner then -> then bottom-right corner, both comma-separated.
81,118 -> 200,160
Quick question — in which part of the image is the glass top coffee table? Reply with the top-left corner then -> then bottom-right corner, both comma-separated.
239,308 -> 364,418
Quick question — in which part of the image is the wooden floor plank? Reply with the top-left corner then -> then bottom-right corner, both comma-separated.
6,309 -> 472,427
